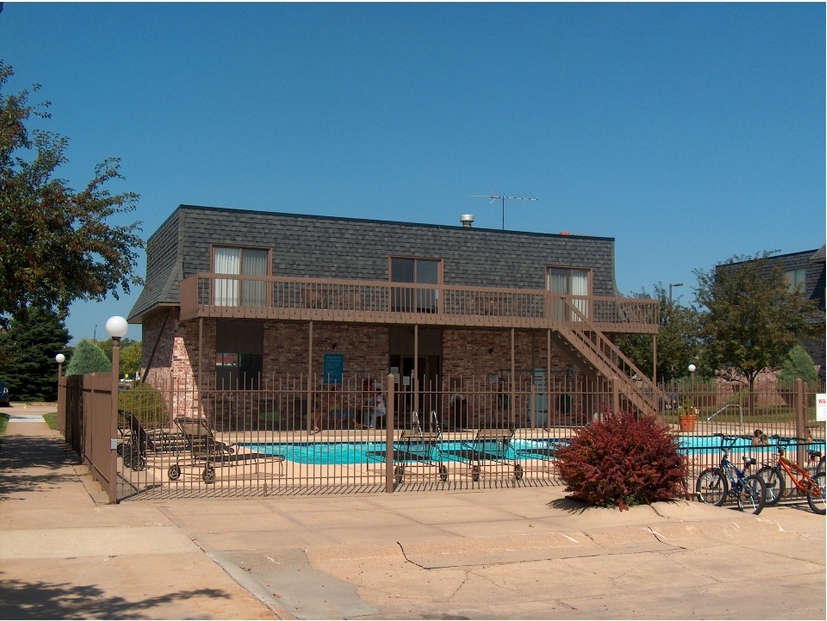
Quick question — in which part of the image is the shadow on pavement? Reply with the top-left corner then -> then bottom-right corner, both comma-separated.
0,576 -> 232,620
0,434 -> 82,496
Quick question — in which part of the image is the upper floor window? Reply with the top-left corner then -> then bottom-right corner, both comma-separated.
547,267 -> 591,320
213,247 -> 269,307
390,257 -> 441,313
785,268 -> 806,293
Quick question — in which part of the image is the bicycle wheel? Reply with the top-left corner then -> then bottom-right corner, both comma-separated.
740,475 -> 766,515
756,465 -> 785,505
696,468 -> 727,506
806,473 -> 826,515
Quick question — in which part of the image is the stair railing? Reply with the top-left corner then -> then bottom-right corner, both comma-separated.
555,297 -> 664,416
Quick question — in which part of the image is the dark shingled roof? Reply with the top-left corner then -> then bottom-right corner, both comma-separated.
129,204 -> 619,323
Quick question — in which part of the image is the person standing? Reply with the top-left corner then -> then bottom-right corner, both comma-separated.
368,385 -> 386,429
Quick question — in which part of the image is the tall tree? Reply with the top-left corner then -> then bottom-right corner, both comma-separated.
0,307 -> 70,401
0,60 -> 143,327
615,283 -> 702,383
694,252 -> 821,413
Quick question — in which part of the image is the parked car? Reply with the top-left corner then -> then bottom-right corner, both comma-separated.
0,379 -> 9,405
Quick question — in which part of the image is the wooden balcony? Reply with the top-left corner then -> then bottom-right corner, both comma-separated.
178,273 -> 660,334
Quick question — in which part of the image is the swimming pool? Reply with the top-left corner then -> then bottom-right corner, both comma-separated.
243,436 -> 825,466
678,434 -> 825,454
244,438 -> 563,465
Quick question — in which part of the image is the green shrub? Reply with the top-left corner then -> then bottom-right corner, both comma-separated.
65,339 -> 111,376
778,344 -> 819,386
118,383 -> 169,428
555,410 -> 688,510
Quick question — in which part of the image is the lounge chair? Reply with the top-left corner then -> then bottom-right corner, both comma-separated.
454,427 -> 523,481
169,416 -> 284,484
393,411 -> 447,483
118,410 -> 155,471
365,411 -> 448,483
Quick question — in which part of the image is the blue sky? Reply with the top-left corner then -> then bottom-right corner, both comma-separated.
2,2 -> 824,345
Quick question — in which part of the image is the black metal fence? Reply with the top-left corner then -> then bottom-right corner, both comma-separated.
61,372 -> 825,502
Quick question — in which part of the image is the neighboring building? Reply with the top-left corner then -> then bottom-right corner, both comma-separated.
717,246 -> 826,381
127,205 -> 660,426
764,246 -> 825,379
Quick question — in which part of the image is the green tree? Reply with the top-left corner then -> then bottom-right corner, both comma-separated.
94,336 -> 140,380
615,283 -> 701,383
694,252 -> 820,414
0,307 -> 70,401
0,60 -> 143,327
778,344 -> 819,386
64,339 -> 111,376
119,341 -> 142,380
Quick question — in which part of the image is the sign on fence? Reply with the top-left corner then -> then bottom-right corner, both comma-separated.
817,393 -> 827,422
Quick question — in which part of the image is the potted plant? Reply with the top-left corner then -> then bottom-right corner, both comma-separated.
677,400 -> 698,432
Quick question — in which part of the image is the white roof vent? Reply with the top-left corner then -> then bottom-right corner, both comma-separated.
460,214 -> 474,228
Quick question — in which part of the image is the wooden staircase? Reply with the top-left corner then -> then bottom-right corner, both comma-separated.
553,298 -> 663,418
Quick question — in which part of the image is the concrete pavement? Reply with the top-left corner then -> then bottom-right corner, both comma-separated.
1,403 -> 824,620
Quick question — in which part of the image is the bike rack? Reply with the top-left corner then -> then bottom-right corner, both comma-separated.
706,404 -> 744,434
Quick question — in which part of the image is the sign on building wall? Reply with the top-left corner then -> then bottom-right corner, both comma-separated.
324,353 -> 344,385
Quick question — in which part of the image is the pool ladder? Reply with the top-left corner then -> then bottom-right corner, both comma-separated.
706,404 -> 744,433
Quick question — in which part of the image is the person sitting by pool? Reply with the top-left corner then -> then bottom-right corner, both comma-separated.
310,394 -> 324,434
327,386 -> 363,429
368,386 -> 386,430
752,429 -> 768,446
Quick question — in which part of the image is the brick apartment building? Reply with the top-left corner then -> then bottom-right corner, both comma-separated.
127,205 -> 660,426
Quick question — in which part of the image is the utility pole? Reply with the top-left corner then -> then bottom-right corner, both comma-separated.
469,192 -> 538,229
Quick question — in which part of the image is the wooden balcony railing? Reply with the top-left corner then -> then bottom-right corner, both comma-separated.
178,273 -> 659,334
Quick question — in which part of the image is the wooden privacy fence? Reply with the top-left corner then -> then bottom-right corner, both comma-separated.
58,372 -> 119,503
58,371 -> 825,502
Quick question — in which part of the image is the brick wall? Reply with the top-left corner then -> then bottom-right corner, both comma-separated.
442,328 -> 577,378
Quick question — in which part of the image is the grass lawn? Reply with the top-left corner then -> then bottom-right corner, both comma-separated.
43,412 -> 58,430
0,411 -> 58,433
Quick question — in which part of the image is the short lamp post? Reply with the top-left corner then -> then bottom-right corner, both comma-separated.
688,363 -> 697,399
55,353 -> 65,427
105,316 -> 128,504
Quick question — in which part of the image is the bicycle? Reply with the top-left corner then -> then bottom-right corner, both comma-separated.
696,433 -> 767,514
755,435 -> 825,515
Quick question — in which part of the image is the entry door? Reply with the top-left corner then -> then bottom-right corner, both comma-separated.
389,327 -> 442,424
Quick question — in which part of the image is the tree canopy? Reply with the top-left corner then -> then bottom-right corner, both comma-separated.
0,60 -> 143,326
96,336 -> 141,379
0,307 -> 70,401
694,251 -> 821,398
614,283 -> 702,383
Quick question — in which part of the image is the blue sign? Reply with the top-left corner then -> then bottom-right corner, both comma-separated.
324,353 -> 344,385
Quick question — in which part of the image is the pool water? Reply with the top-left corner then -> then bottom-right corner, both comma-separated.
678,435 -> 825,455
244,436 -> 825,466
245,438 -> 562,465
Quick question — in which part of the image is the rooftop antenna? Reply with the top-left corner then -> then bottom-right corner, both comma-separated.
469,192 -> 538,229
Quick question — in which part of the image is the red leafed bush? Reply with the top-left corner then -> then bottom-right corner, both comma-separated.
555,410 -> 687,510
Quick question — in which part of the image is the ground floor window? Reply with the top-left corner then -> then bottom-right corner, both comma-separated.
215,320 -> 263,389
